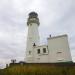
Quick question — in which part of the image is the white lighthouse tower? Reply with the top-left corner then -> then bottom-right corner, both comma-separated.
26,12 -> 72,63
26,12 -> 40,62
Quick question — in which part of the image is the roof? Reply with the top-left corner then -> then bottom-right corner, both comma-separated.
47,34 -> 68,40
33,45 -> 47,48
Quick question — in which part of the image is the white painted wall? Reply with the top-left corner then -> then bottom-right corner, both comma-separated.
33,45 -> 49,63
32,34 -> 72,63
47,34 -> 72,63
26,23 -> 40,63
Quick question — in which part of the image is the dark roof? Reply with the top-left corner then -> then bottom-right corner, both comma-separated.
29,12 -> 38,17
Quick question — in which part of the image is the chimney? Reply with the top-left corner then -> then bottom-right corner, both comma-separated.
49,34 -> 51,38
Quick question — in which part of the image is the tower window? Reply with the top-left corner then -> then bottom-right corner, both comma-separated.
29,51 -> 31,54
37,49 -> 40,54
43,48 -> 46,53
30,23 -> 32,26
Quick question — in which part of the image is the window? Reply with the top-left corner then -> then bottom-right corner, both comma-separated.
29,51 -> 31,54
37,49 -> 40,54
57,52 -> 62,54
43,48 -> 46,53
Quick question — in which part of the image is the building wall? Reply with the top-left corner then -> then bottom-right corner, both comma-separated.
33,45 -> 49,63
48,34 -> 72,63
33,34 -> 72,63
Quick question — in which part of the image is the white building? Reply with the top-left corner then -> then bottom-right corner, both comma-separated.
26,12 -> 72,63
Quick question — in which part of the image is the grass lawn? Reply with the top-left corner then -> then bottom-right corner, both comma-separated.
0,63 -> 75,75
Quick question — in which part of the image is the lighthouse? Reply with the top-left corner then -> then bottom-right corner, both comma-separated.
26,12 -> 40,62
26,12 -> 72,63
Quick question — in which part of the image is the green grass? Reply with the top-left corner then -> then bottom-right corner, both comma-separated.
0,63 -> 75,75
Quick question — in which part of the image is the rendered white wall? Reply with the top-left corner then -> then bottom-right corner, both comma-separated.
48,34 -> 72,63
33,45 -> 49,63
32,35 -> 72,63
26,23 -> 40,62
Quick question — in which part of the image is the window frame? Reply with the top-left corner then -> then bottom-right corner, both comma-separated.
37,49 -> 40,54
43,48 -> 46,53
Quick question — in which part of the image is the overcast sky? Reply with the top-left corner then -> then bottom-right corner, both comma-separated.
0,0 -> 75,68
